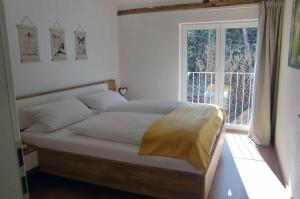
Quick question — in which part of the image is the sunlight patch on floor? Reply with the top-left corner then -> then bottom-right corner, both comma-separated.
225,134 -> 289,199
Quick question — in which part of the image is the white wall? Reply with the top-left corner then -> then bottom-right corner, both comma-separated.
3,0 -> 119,97
276,0 -> 300,198
118,5 -> 258,100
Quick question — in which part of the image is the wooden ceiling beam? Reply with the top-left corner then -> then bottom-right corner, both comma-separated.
118,0 -> 261,16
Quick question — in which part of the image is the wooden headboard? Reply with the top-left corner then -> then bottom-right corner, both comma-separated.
16,79 -> 116,100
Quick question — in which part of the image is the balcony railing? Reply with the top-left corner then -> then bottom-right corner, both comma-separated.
187,72 -> 255,129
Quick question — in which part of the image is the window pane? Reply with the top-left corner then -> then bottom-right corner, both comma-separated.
223,27 -> 258,126
186,29 -> 216,104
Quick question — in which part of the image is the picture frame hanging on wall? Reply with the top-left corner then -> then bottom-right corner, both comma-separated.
75,25 -> 87,60
17,16 -> 40,62
288,0 -> 300,69
50,21 -> 67,61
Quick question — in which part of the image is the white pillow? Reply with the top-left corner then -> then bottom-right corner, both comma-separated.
24,97 -> 93,132
79,90 -> 127,113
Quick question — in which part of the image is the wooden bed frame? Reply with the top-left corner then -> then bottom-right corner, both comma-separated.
18,79 -> 225,199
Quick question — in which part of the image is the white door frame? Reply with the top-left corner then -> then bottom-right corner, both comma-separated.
0,0 -> 28,198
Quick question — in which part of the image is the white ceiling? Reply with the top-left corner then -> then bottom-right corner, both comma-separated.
117,0 -> 204,10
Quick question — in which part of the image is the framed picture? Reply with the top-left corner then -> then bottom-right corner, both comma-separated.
75,31 -> 87,60
17,25 -> 40,62
288,0 -> 300,69
50,28 -> 67,61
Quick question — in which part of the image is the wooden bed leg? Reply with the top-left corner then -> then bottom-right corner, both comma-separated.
204,132 -> 225,199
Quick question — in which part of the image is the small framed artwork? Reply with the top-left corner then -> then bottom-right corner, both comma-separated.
75,28 -> 87,60
50,28 -> 67,61
17,24 -> 40,62
288,0 -> 300,69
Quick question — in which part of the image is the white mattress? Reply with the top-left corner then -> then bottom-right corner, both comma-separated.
21,127 -> 202,175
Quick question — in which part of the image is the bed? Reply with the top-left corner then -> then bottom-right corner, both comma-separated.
17,79 -> 225,199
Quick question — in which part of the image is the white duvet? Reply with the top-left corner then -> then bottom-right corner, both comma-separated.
111,100 -> 181,114
68,112 -> 162,145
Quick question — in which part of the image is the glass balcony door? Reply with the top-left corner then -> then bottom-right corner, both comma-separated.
221,22 -> 258,130
181,24 -> 221,105
181,21 -> 258,130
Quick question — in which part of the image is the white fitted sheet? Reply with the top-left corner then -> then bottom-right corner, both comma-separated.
21,128 -> 202,175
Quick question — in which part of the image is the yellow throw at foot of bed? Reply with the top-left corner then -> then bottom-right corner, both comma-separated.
139,103 -> 226,173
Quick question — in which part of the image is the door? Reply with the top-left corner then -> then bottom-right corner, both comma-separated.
181,21 -> 258,130
0,0 -> 28,198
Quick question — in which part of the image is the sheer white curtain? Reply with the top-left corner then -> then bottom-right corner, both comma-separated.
250,0 -> 284,146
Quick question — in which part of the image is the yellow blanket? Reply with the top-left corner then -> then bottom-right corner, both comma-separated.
139,103 -> 225,172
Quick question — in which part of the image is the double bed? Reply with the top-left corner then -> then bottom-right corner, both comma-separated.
17,79 -> 225,199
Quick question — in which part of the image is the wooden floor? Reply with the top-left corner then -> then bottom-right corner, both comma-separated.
27,133 -> 287,199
